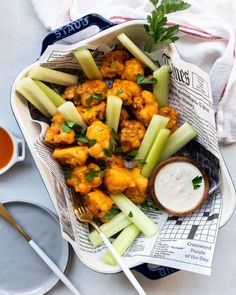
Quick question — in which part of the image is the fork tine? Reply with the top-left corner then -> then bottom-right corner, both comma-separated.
77,195 -> 86,213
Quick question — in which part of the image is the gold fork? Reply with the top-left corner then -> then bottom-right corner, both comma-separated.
70,189 -> 147,295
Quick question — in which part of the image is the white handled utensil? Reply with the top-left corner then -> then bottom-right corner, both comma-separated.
0,202 -> 81,295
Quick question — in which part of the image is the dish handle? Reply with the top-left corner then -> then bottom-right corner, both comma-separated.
40,13 -> 116,55
133,264 -> 179,280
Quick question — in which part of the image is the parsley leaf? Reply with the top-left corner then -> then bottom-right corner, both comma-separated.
128,211 -> 133,218
63,166 -> 72,179
83,194 -> 89,200
103,207 -> 120,220
144,0 -> 191,52
125,150 -> 138,161
85,93 -> 103,105
133,159 -> 147,166
111,128 -> 120,142
76,136 -> 96,146
96,159 -> 111,170
61,121 -> 86,136
136,74 -> 157,86
192,175 -> 203,190
116,88 -> 123,95
103,148 -> 112,157
61,122 -> 72,133
85,169 -> 100,182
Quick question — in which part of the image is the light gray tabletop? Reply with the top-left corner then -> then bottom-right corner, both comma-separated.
0,1 -> 236,294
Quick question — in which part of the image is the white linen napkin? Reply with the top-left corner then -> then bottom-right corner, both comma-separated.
31,0 -> 236,143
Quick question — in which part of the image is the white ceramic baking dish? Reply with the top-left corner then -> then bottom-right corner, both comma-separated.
11,14 -> 236,279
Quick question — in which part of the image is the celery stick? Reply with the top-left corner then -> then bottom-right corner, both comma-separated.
102,224 -> 140,266
153,65 -> 171,107
89,212 -> 132,247
74,49 -> 103,80
142,128 -> 170,178
136,115 -> 169,161
16,77 -> 58,117
106,95 -> 122,132
27,66 -> 78,86
117,33 -> 158,71
110,193 -> 158,237
34,80 -> 65,107
58,101 -> 86,127
160,122 -> 198,161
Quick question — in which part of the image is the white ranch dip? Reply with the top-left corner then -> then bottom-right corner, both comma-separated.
154,162 -> 205,212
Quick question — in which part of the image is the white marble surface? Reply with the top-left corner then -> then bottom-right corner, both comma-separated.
0,1 -> 236,294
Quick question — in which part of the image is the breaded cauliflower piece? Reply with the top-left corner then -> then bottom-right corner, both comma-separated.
119,108 -> 130,126
63,85 -> 78,100
132,90 -> 158,126
104,165 -> 136,194
159,106 -> 178,133
86,121 -> 111,159
124,167 -> 148,204
120,120 -> 145,152
77,101 -> 106,125
84,190 -> 113,220
121,58 -> 144,82
100,50 -> 129,78
52,146 -> 89,166
67,163 -> 102,194
108,155 -> 125,167
107,79 -> 142,105
44,112 -> 75,144
76,80 -> 107,106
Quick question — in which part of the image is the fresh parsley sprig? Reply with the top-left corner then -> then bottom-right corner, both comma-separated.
144,0 -> 191,52
136,74 -> 157,87
192,175 -> 203,190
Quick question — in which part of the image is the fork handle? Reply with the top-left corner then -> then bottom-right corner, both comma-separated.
29,240 -> 81,295
99,232 -> 147,295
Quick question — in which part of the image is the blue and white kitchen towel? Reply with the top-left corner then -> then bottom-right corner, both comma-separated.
32,0 -> 236,143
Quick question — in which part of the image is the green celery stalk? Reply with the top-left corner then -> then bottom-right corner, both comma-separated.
34,80 -> 65,107
153,65 -> 171,107
16,77 -> 58,117
160,122 -> 197,161
110,193 -> 158,238
89,212 -> 132,247
102,224 -> 140,266
74,49 -> 103,80
135,115 -> 169,161
106,95 -> 122,132
27,66 -> 78,86
58,101 -> 86,127
142,128 -> 170,178
117,33 -> 158,71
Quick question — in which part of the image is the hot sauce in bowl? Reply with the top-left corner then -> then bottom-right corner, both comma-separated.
0,127 -> 14,169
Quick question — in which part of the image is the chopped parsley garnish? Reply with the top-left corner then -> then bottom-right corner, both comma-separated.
96,159 -> 111,170
61,122 -> 72,133
114,146 -> 123,154
144,0 -> 190,52
124,150 -> 138,161
61,121 -> 86,135
85,169 -> 100,182
77,179 -> 81,184
128,211 -> 133,218
83,194 -> 89,200
63,166 -> 72,179
111,128 -> 119,142
133,159 -> 147,166
103,207 -> 120,220
103,148 -> 112,157
192,175 -> 203,190
116,88 -> 123,95
76,136 -> 96,146
85,93 -> 103,105
136,74 -> 157,86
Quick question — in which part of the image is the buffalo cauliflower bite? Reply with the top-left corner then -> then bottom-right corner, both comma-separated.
120,120 -> 146,152
63,85 -> 78,100
77,102 -> 106,125
76,80 -> 107,106
159,106 -> 178,133
104,165 -> 136,194
108,155 -> 125,167
119,108 -> 130,126
86,121 -> 111,159
107,79 -> 142,105
44,112 -> 75,144
132,90 -> 158,126
84,190 -> 113,220
124,167 -> 148,204
52,146 -> 89,166
100,50 -> 129,78
67,163 -> 102,194
121,58 -> 144,82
